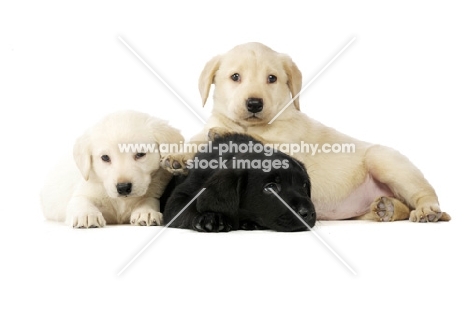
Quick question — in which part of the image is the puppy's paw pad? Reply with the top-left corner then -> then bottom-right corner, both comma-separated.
193,212 -> 231,232
131,211 -> 163,226
72,213 -> 106,229
207,127 -> 231,141
409,204 -> 449,222
371,197 -> 394,222
160,155 -> 188,175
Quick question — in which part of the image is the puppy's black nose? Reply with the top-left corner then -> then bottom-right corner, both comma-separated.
116,183 -> 132,195
246,98 -> 263,113
297,206 -> 309,219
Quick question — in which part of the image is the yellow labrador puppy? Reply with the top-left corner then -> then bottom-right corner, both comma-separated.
164,42 -> 450,223
41,110 -> 184,228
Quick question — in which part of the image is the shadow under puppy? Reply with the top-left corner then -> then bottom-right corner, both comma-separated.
41,110 -> 184,228
161,130 -> 316,232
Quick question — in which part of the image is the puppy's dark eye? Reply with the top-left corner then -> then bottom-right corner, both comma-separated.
231,73 -> 241,82
267,75 -> 277,83
135,153 -> 146,160
101,155 -> 111,163
263,182 -> 281,193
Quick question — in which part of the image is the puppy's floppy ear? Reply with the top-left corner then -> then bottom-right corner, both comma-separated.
196,167 -> 246,229
150,118 -> 184,157
282,54 -> 302,110
73,131 -> 92,181
289,157 -> 311,197
198,55 -> 221,107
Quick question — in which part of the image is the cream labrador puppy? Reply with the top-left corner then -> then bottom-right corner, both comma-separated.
41,110 -> 184,228
164,42 -> 450,222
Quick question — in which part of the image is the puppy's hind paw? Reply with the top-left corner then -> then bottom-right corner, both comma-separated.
192,212 -> 232,233
409,204 -> 451,222
365,196 -> 411,222
371,197 -> 395,222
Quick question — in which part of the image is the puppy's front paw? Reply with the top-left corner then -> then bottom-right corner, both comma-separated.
130,210 -> 163,226
71,212 -> 106,228
160,154 -> 189,175
192,212 -> 232,232
240,221 -> 264,230
207,127 -> 231,141
409,203 -> 451,222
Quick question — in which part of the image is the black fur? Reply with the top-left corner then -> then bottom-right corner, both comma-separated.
162,133 -> 315,232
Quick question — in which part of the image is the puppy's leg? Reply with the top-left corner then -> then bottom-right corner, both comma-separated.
130,197 -> 163,226
208,127 -> 266,143
207,127 -> 232,140
364,145 -> 450,222
163,188 -> 202,229
66,197 -> 106,228
194,169 -> 244,232
164,184 -> 232,233
354,196 -> 410,221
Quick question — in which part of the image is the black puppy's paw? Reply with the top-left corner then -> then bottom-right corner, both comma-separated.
240,221 -> 265,231
193,212 -> 232,233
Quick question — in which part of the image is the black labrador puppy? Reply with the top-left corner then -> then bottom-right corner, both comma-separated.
161,132 -> 315,232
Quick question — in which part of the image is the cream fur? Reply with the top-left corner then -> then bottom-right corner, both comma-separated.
41,110 -> 184,228
177,42 -> 450,222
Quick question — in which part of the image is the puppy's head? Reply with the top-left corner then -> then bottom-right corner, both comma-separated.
239,153 -> 315,232
199,134 -> 316,231
199,42 -> 302,126
73,111 -> 183,198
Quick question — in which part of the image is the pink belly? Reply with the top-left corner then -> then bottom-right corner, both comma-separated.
316,175 -> 393,220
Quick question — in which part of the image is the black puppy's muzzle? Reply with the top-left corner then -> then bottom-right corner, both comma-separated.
246,98 -> 263,113
297,206 -> 309,218
291,199 -> 316,228
295,204 -> 316,224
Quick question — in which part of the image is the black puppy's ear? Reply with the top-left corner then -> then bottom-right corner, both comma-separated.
306,181 -> 312,198
289,157 -> 312,197
196,169 -> 246,230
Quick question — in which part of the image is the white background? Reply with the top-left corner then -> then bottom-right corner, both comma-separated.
1,1 -> 467,310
